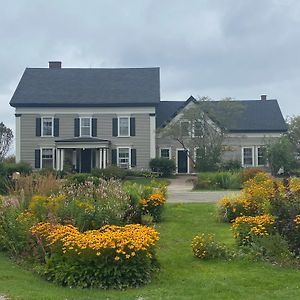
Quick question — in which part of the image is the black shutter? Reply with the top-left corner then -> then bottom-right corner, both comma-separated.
112,118 -> 118,137
36,118 -> 41,137
35,149 -> 41,169
54,118 -> 59,137
131,149 -> 136,167
130,117 -> 136,136
74,118 -> 80,137
111,149 -> 117,165
92,118 -> 97,137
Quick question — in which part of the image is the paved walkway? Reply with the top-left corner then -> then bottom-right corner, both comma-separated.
167,175 -> 239,203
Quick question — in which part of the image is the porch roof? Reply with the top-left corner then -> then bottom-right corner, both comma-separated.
55,137 -> 110,148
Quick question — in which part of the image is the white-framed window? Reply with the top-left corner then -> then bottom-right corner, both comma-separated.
41,148 -> 54,169
192,121 -> 203,137
80,117 -> 92,137
180,120 -> 190,136
257,146 -> 266,166
160,148 -> 171,159
42,117 -> 53,137
117,147 -> 131,169
242,147 -> 254,166
118,117 -> 130,137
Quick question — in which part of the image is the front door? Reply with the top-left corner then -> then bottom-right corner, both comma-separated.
177,150 -> 188,173
81,149 -> 91,173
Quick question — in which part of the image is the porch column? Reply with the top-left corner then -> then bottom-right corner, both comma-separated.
99,148 -> 103,169
56,149 -> 61,171
60,149 -> 64,171
103,148 -> 107,169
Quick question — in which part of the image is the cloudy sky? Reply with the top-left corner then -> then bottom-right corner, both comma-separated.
1,0 -> 300,138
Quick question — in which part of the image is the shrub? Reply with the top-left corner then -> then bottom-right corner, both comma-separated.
191,233 -> 228,259
66,173 -> 91,185
232,214 -> 276,246
91,166 -> 127,180
220,160 -> 242,171
240,167 -> 266,183
139,192 -> 166,222
194,171 -> 241,190
31,223 -> 159,289
149,158 -> 175,177
125,169 -> 158,179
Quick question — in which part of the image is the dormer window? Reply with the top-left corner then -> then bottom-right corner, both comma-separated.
80,118 -> 92,137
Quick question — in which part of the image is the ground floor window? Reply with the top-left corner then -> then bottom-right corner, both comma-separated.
118,147 -> 130,168
242,147 -> 254,166
160,148 -> 171,159
257,146 -> 266,166
41,148 -> 54,169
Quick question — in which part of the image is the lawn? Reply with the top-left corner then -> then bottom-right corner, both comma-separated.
0,203 -> 300,299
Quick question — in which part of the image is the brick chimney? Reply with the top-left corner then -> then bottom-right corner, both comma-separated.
261,94 -> 267,101
49,61 -> 62,69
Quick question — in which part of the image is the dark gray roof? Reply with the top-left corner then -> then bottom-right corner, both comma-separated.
10,67 -> 160,107
156,97 -> 287,133
55,137 -> 109,143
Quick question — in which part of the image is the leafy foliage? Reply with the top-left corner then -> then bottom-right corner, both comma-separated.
149,158 -> 175,177
0,122 -> 13,162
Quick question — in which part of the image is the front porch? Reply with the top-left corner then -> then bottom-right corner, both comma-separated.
55,137 -> 110,173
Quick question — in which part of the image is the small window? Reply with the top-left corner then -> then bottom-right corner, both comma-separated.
160,148 -> 171,159
193,121 -> 203,137
257,147 -> 266,166
118,147 -> 130,168
41,148 -> 53,169
180,121 -> 190,136
119,117 -> 130,137
80,118 -> 91,136
42,117 -> 53,136
243,147 -> 253,166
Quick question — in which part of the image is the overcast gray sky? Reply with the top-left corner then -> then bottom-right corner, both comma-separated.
1,0 -> 300,136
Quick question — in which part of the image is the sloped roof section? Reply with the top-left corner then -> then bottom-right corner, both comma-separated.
10,67 -> 160,107
156,97 -> 287,133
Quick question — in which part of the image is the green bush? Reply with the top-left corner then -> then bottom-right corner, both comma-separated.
91,166 -> 127,180
66,173 -> 91,185
192,233 -> 229,259
240,167 -> 266,183
220,160 -> 242,171
194,171 -> 241,190
125,169 -> 158,179
149,158 -> 175,177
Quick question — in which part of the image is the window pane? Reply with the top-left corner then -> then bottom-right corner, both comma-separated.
181,121 -> 190,136
194,121 -> 202,137
42,149 -> 53,169
119,118 -> 129,136
161,149 -> 170,159
243,148 -> 253,165
43,118 -> 53,136
258,147 -> 266,165
118,148 -> 130,168
81,118 -> 91,136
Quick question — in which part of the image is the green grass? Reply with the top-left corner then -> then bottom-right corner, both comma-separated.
1,204 -> 300,299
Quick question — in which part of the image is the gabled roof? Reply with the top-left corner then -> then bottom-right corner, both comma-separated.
10,67 -> 160,107
156,96 -> 287,133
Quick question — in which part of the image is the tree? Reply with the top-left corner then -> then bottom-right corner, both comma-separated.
287,116 -> 300,155
159,97 -> 244,171
0,122 -> 13,162
267,136 -> 295,176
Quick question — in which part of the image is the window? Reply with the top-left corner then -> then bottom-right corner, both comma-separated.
118,147 -> 130,168
118,117 -> 130,137
180,121 -> 190,136
80,118 -> 91,136
41,148 -> 53,169
42,117 -> 53,136
160,148 -> 171,159
257,147 -> 266,166
242,147 -> 254,166
193,121 -> 203,137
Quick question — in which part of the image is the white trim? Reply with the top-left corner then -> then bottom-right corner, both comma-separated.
40,147 -> 55,169
15,115 -> 21,163
79,117 -> 92,137
118,116 -> 130,137
41,116 -> 54,137
176,148 -> 189,174
117,146 -> 131,169
241,146 -> 255,167
159,147 -> 171,159
16,107 -> 155,115
150,114 -> 156,158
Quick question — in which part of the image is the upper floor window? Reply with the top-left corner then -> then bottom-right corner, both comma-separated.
193,121 -> 203,137
42,117 -> 53,137
180,121 -> 190,136
118,117 -> 130,137
242,147 -> 254,166
80,118 -> 91,136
